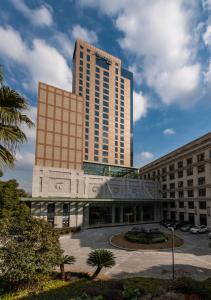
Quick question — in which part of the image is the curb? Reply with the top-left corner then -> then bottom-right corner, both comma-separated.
109,233 -> 184,252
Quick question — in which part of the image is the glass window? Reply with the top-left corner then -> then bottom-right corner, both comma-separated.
95,79 -> 99,85
103,83 -> 109,89
187,167 -> 193,176
103,70 -> 109,77
197,153 -> 205,162
96,67 -> 100,73
103,101 -> 109,107
103,107 -> 109,113
198,177 -> 205,185
188,201 -> 194,209
86,69 -> 90,75
187,157 -> 192,165
96,73 -> 100,79
103,95 -> 109,100
188,190 -> 194,197
102,157 -> 108,163
103,125 -> 108,131
94,156 -> 98,161
103,88 -> 109,95
87,54 -> 90,61
198,165 -> 205,173
103,145 -> 108,150
178,161 -> 183,168
103,76 -> 109,82
179,201 -> 184,208
198,189 -> 206,197
199,201 -> 206,209
80,51 -> 83,58
178,191 -> 184,198
80,60 -> 83,65
187,179 -> 193,187
178,170 -> 183,178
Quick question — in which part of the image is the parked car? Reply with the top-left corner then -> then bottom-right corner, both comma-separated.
190,225 -> 208,234
180,224 -> 194,232
160,219 -> 175,228
169,221 -> 190,230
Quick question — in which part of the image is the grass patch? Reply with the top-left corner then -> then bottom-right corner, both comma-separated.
1,276 -> 211,300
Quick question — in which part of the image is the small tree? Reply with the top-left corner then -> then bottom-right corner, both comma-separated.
0,215 -> 62,288
59,254 -> 76,280
87,249 -> 116,279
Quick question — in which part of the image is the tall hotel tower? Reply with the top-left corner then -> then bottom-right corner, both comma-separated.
72,39 -> 133,167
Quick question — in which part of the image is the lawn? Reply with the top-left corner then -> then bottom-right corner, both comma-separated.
1,276 -> 211,300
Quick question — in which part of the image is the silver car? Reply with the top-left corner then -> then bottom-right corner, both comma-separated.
190,225 -> 208,234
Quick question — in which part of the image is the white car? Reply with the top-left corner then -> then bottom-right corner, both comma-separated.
190,225 -> 208,234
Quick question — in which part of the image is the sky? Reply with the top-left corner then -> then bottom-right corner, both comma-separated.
0,0 -> 211,193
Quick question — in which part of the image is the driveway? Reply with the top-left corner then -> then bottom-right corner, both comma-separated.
60,224 -> 211,280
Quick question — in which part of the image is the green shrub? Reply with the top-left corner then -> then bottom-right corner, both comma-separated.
122,285 -> 142,300
124,232 -> 166,244
151,236 -> 166,243
55,227 -> 81,235
169,277 -> 211,299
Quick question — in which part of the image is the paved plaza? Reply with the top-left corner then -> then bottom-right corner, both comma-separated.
60,224 -> 211,280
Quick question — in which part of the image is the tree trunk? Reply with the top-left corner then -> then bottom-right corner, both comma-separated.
92,266 -> 102,279
60,264 -> 65,280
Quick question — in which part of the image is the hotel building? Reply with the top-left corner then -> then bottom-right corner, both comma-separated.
24,39 -> 163,229
72,39 -> 133,167
139,133 -> 211,229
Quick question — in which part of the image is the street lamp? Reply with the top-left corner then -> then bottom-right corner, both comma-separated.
169,227 -> 175,280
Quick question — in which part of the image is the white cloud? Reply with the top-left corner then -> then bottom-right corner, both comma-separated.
203,25 -> 211,47
11,0 -> 53,27
16,151 -> 35,169
0,26 -> 72,91
202,0 -> 211,11
22,106 -> 37,141
163,128 -> 176,135
54,32 -> 74,58
72,25 -> 98,44
79,0 -> 201,106
134,151 -> 155,167
133,91 -> 149,123
204,59 -> 211,92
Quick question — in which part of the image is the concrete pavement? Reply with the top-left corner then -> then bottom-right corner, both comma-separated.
60,224 -> 211,280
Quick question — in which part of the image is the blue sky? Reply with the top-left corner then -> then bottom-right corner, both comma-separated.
0,0 -> 211,192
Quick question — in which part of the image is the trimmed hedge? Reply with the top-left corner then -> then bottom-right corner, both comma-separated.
55,227 -> 81,235
125,232 -> 167,244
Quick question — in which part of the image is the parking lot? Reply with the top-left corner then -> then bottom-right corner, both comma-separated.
60,224 -> 211,280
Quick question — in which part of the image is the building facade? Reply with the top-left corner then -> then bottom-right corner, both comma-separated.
72,39 -> 133,167
24,38 -> 164,229
35,82 -> 84,170
139,133 -> 211,229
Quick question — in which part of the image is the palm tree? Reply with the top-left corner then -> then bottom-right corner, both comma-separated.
0,66 -> 34,173
59,254 -> 76,280
87,249 -> 116,279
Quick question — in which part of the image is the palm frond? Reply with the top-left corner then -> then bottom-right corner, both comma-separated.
87,249 -> 116,268
0,125 -> 27,150
0,66 -> 3,85
0,145 -> 15,169
61,255 -> 76,265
